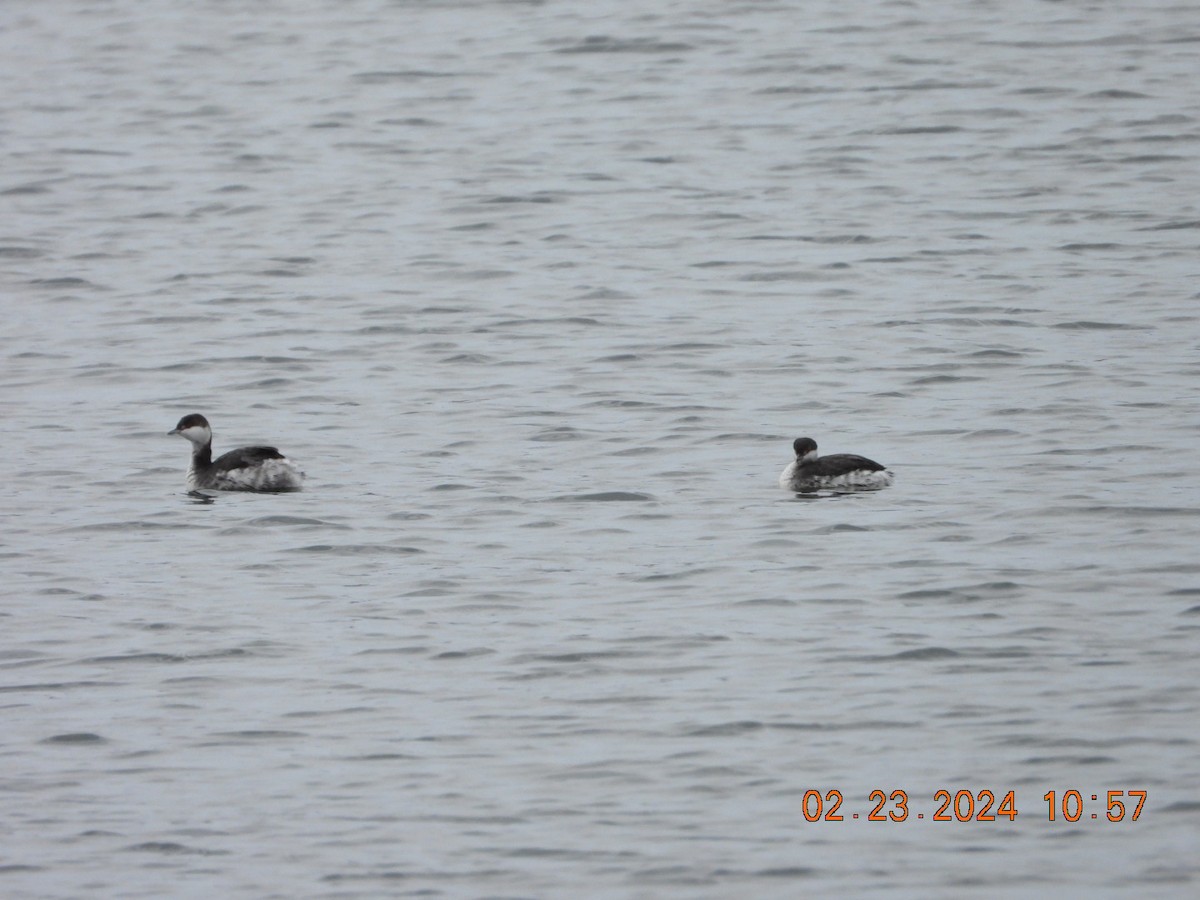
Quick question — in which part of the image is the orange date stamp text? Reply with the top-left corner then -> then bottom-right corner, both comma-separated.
802,789 -> 1146,823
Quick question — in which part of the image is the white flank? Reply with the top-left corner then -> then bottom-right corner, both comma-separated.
780,463 -> 894,493
191,457 -> 304,492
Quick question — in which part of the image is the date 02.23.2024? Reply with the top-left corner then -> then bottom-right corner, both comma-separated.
802,789 -> 1147,823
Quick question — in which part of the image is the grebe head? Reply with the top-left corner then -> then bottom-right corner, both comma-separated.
170,413 -> 212,447
793,437 -> 818,462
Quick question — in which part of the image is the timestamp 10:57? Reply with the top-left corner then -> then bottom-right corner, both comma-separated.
803,789 -> 1147,822
1044,789 -> 1146,822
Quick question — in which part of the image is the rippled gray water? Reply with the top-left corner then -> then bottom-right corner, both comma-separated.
3,1 -> 1200,896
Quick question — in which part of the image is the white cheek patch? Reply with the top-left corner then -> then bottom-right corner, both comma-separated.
178,425 -> 210,443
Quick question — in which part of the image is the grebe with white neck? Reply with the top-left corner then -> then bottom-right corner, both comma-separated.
169,413 -> 304,492
779,437 -> 893,493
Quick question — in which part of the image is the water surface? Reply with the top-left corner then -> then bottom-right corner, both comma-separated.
2,1 -> 1199,896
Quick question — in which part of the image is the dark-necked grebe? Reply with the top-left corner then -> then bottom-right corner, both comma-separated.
169,413 -> 304,492
779,437 -> 893,492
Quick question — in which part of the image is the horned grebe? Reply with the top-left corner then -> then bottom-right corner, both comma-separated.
169,413 -> 304,492
779,437 -> 893,493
